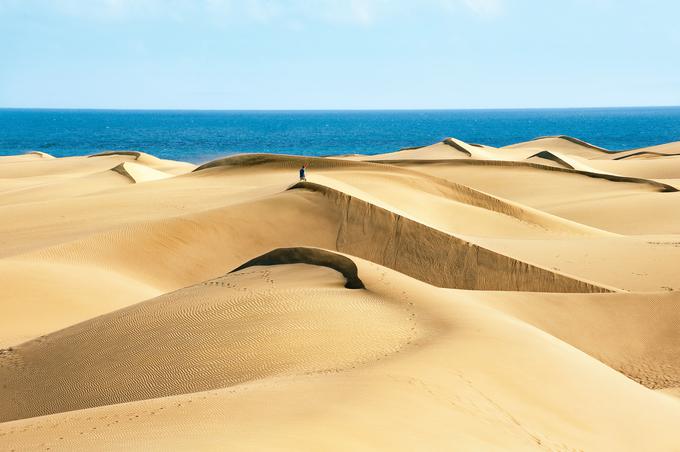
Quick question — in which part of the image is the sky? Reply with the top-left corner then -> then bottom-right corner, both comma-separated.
0,0 -> 679,110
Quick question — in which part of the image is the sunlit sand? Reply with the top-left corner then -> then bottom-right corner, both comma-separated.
2,136 -> 680,450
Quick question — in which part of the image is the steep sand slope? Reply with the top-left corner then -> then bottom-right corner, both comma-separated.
582,154 -> 680,179
294,182 -> 611,292
503,135 -> 615,158
502,135 -> 680,179
604,140 -> 680,160
192,156 -> 678,291
3,258 -> 680,451
347,137 -> 506,161
194,155 -> 616,291
111,161 -> 173,183
88,151 -> 195,175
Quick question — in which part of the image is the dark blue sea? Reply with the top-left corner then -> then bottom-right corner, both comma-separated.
1,107 -> 679,164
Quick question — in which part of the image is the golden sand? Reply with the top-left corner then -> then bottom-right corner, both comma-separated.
2,138 -> 680,450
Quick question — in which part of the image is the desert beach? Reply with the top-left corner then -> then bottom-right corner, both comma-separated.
2,135 -> 680,450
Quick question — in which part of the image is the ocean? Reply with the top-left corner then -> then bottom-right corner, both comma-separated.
1,107 -> 679,164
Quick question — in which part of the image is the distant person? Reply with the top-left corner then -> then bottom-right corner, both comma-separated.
299,164 -> 307,181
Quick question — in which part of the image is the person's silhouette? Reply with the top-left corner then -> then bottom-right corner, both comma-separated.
299,164 -> 307,181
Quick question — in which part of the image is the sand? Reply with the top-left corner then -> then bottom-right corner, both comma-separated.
2,138 -> 680,451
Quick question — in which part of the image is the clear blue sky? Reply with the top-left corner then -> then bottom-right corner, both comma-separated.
1,0 -> 679,109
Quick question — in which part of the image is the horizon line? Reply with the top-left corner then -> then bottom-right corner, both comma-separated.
1,105 -> 680,113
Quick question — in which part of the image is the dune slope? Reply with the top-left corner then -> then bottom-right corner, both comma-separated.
2,258 -> 680,451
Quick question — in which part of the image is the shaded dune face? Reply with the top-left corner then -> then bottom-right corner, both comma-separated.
231,247 -> 366,289
0,263 -> 418,422
289,182 -> 612,293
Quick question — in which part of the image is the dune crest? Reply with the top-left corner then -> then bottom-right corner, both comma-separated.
441,137 -> 473,156
26,150 -> 54,158
89,150 -> 152,160
110,161 -> 172,183
290,181 -> 614,292
231,247 -> 365,289
613,150 -> 680,160
526,150 -> 575,168
530,135 -> 612,152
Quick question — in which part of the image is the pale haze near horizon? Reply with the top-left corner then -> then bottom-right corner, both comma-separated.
1,0 -> 679,110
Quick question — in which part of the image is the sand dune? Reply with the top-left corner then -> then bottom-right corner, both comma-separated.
25,151 -> 54,159
110,161 -> 173,183
231,247 -> 366,288
290,181 -> 613,292
605,140 -> 680,159
0,258 -> 416,422
501,135 -> 680,180
89,150 -> 196,175
0,151 -> 54,163
195,153 -> 619,238
476,290 -> 680,390
503,135 -> 615,158
3,137 -> 680,450
613,150 -> 680,160
348,137 -> 507,162
525,150 -> 575,168
3,258 -> 680,451
392,159 -> 680,235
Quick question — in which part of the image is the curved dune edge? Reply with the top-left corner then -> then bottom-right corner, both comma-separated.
613,150 -> 680,160
0,260 -> 417,422
289,182 -> 615,293
381,144 -> 428,154
25,151 -> 54,159
231,247 -> 365,289
371,158 -> 679,192
88,150 -> 148,160
191,153 -> 617,237
441,137 -> 473,156
442,137 -> 508,159
526,150 -> 576,169
539,135 -> 613,152
516,135 -> 614,153
110,162 -> 172,183
504,135 -> 680,159
524,151 -> 615,174
192,147 -> 677,193
193,152 -> 386,172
